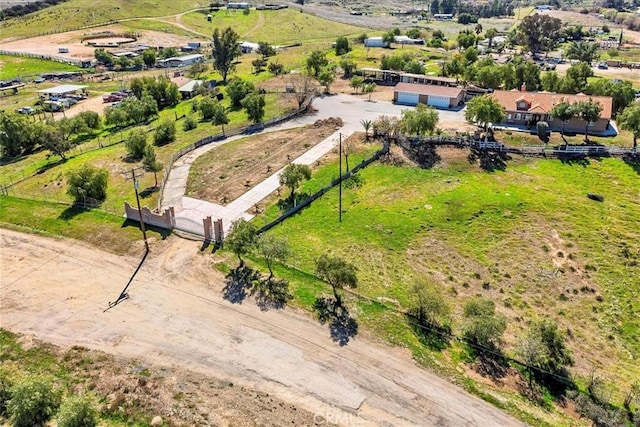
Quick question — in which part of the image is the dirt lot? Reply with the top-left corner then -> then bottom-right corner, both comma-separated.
0,228 -> 523,426
186,119 -> 344,204
0,24 -> 197,60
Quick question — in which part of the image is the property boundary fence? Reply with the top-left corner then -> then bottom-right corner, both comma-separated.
0,49 -> 86,66
256,139 -> 391,235
395,134 -> 638,158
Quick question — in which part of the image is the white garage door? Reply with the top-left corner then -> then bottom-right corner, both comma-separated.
397,92 -> 419,105
427,95 -> 450,108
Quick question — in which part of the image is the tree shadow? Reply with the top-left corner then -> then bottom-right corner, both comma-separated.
468,148 -> 510,172
36,157 -> 66,174
472,350 -> 510,384
623,153 -> 640,175
251,277 -> 293,311
58,205 -> 88,220
222,265 -> 260,304
120,219 -> 171,240
558,154 -> 590,167
139,186 -> 159,199
276,191 -> 311,213
313,296 -> 358,346
406,313 -> 452,351
401,141 -> 441,169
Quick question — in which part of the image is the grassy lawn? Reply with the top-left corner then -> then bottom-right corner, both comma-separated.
180,9 -> 369,45
249,146 -> 640,423
0,0 -> 201,39
0,55 -> 81,80
0,196 -> 159,254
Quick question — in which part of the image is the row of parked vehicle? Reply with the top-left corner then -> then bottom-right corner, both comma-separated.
102,89 -> 132,103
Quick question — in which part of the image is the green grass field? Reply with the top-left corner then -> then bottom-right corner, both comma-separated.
180,8 -> 369,45
250,147 -> 640,421
0,55 -> 81,80
0,0 -> 202,39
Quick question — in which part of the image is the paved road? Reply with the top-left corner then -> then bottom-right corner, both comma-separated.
1,229 -> 526,426
162,94 -> 467,235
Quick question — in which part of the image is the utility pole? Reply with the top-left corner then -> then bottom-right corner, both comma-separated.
338,133 -> 342,223
123,167 -> 148,249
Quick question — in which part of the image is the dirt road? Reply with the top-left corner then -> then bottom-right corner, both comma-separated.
0,228 -> 525,426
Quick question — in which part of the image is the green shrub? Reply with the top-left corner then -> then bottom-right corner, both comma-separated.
56,394 -> 97,427
154,120 -> 176,146
0,365 -> 18,417
183,115 -> 198,131
8,376 -> 60,427
124,129 -> 147,160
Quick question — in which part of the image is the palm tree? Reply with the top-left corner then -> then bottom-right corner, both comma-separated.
360,119 -> 372,141
485,28 -> 499,48
474,24 -> 483,46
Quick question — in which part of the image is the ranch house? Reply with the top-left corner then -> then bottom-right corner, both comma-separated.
490,90 -> 614,134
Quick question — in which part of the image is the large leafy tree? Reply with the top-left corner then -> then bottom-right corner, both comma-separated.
517,14 -> 562,55
141,49 -> 156,68
306,50 -> 328,77
617,103 -> 640,150
124,129 -> 147,160
401,104 -> 439,135
550,102 -> 575,137
563,62 -> 593,93
66,164 -> 108,203
464,95 -> 506,131
0,113 -> 36,157
212,27 -> 240,83
334,36 -> 350,56
257,42 -> 276,60
242,92 -> 266,124
225,219 -> 257,267
572,99 -> 603,142
565,41 -> 600,64
210,100 -> 229,135
226,78 -> 255,109
258,234 -> 290,282
517,319 -> 573,385
457,29 -> 476,50
279,163 -> 311,203
315,254 -> 358,307
317,67 -> 336,94
586,78 -> 636,115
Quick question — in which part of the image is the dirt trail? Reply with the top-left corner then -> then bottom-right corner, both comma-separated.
0,228 -> 525,426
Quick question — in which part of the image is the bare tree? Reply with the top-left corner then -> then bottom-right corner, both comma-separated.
289,73 -> 318,108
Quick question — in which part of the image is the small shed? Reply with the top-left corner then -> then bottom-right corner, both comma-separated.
157,54 -> 204,68
364,37 -> 390,48
178,79 -> 204,99
394,82 -> 465,108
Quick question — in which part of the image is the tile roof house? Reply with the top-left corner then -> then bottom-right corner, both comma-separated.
490,90 -> 614,134
394,83 -> 465,109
